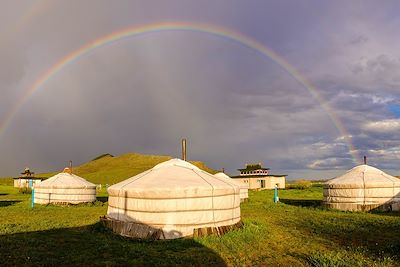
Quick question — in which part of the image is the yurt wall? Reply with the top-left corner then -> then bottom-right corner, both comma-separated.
214,172 -> 249,202
34,168 -> 96,205
323,165 -> 400,211
102,159 -> 242,239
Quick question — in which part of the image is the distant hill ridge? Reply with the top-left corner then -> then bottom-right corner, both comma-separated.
91,153 -> 114,161
40,152 -> 216,185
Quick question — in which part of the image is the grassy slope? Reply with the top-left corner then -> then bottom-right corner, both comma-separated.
0,177 -> 13,186
0,185 -> 399,266
37,152 -> 216,185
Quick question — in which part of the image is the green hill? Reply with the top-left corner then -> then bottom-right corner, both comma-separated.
40,152 -> 216,185
90,153 -> 114,161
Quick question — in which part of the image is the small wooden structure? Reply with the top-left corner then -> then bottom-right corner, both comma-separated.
232,163 -> 286,190
13,167 -> 44,188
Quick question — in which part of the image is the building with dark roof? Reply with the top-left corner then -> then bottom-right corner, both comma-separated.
232,163 -> 286,190
13,167 -> 45,188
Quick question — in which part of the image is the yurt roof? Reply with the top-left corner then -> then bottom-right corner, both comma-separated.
108,158 -> 240,198
152,158 -> 200,170
214,172 -> 248,189
36,169 -> 96,189
324,164 -> 400,189
214,172 -> 231,179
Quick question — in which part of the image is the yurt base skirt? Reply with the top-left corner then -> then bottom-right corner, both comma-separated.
100,216 -> 243,240
324,201 -> 400,212
34,195 -> 96,205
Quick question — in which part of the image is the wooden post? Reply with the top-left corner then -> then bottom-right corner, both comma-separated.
69,160 -> 72,173
31,186 -> 35,209
363,156 -> 367,165
182,139 -> 187,161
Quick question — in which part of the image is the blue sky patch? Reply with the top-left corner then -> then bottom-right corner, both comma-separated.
388,104 -> 400,118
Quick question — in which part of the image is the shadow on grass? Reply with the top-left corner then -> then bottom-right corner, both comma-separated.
280,198 -> 322,208
0,193 -> 9,196
281,209 -> 400,262
370,210 -> 400,217
96,196 -> 108,203
0,200 -> 21,207
0,223 -> 227,266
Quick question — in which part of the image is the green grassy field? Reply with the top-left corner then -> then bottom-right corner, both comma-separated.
0,185 -> 399,266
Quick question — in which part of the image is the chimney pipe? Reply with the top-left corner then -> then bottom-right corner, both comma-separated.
363,156 -> 367,165
182,139 -> 187,161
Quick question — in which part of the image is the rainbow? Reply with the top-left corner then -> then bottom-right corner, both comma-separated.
5,0 -> 53,37
0,21 -> 361,164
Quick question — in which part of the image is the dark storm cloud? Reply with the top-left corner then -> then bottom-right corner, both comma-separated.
1,0 -> 400,178
348,35 -> 369,46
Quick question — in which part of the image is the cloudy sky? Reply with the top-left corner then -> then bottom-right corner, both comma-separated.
1,0 -> 399,179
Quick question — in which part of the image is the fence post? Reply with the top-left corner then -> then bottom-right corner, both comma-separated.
273,185 -> 279,203
30,179 -> 34,209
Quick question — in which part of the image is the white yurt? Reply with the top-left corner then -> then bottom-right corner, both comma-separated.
34,168 -> 96,205
323,164 -> 400,211
214,172 -> 249,202
101,158 -> 242,240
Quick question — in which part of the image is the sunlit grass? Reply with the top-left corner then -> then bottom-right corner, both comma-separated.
0,185 -> 399,266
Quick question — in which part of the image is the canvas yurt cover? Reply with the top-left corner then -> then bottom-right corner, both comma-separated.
34,168 -> 96,205
214,172 -> 249,202
323,165 -> 400,211
102,159 -> 242,240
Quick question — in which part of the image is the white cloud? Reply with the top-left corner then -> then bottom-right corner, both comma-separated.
368,148 -> 400,159
307,158 -> 348,170
363,119 -> 400,133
